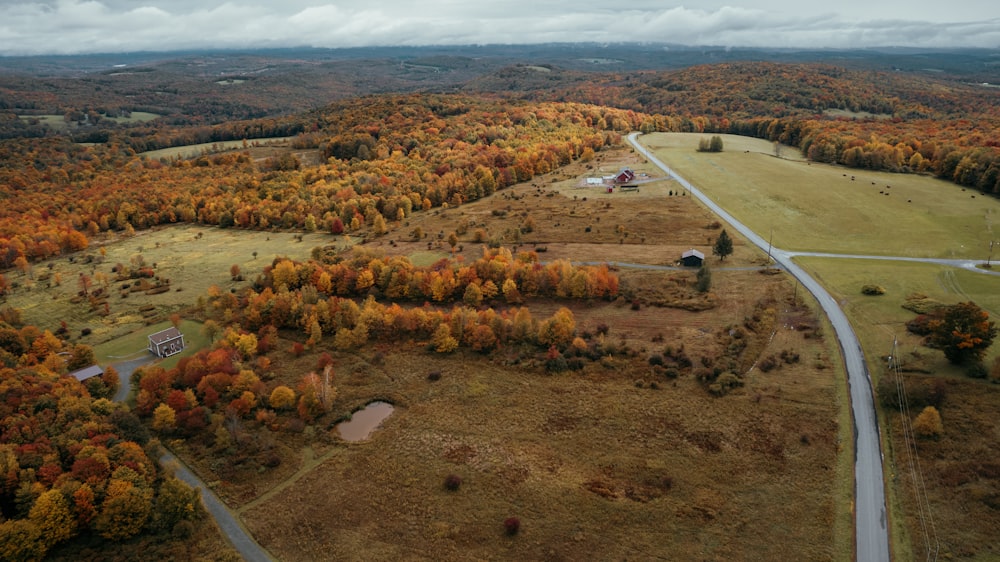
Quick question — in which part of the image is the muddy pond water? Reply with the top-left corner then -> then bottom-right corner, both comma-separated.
336,401 -> 395,442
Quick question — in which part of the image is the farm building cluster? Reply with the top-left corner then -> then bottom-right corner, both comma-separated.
585,167 -> 642,192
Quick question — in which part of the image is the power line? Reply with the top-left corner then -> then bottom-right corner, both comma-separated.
889,336 -> 939,560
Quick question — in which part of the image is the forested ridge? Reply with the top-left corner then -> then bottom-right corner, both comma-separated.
0,95 -> 633,273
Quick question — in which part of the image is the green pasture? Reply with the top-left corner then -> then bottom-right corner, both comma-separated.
139,136 -> 293,160
92,319 -> 209,367
640,133 -> 1000,258
19,112 -> 160,131
406,250 -> 450,267
795,257 -> 1000,378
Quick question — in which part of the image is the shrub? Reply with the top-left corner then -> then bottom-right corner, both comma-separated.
444,474 -> 463,491
861,284 -> 886,296
503,517 -> 521,536
427,370 -> 442,382
905,314 -> 935,336
648,354 -> 664,366
913,406 -> 943,439
966,361 -> 988,379
758,355 -> 778,372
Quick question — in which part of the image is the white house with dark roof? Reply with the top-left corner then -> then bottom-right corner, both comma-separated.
148,326 -> 185,358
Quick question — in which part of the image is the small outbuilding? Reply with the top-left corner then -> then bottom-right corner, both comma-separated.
681,249 -> 705,267
69,365 -> 104,383
148,327 -> 186,358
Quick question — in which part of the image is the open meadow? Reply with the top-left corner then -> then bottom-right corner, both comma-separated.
4,225 -> 334,349
639,133 -> 1000,560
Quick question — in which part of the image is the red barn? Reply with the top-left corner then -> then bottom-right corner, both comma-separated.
613,168 -> 635,184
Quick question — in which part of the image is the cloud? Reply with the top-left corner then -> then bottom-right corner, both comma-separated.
0,1 -> 996,55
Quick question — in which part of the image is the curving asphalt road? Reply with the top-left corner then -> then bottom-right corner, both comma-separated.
628,132 -> 891,562
160,451 -> 274,562
111,356 -> 274,562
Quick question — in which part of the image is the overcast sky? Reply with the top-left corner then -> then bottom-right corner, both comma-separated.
0,0 -> 997,56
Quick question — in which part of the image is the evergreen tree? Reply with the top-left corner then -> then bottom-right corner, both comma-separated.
713,229 -> 733,261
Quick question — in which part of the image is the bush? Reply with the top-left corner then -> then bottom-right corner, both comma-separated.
967,361 -> 988,379
861,284 -> 886,296
905,314 -> 935,336
503,517 -> 521,536
444,474 -> 463,491
427,370 -> 442,382
758,355 -> 778,372
648,354 -> 664,366
913,406 -> 943,439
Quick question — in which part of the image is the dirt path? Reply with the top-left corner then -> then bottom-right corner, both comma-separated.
236,446 -> 338,516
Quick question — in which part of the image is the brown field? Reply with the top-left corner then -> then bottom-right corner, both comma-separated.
882,374 -> 1000,561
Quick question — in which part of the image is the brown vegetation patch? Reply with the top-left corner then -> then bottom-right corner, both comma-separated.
883,374 -> 1000,560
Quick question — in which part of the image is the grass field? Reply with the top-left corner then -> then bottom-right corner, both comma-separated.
795,257 -> 1000,379
90,318 -> 209,367
18,111 -> 161,131
5,224 -> 334,346
639,133 -> 1000,258
139,136 -> 294,160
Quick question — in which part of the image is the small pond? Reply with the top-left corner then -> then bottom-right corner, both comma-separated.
336,401 -> 395,442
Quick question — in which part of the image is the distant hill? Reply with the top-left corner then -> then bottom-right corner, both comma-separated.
2,44 -> 999,138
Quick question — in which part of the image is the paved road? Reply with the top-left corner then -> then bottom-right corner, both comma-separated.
111,356 -> 274,562
628,132 -> 891,562
160,451 -> 274,562
111,354 -> 155,402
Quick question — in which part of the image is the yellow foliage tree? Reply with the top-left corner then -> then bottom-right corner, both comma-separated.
269,385 -> 296,410
432,324 -> 458,353
94,482 -> 153,541
913,406 -> 943,439
28,489 -> 76,550
152,403 -> 176,433
0,519 -> 45,562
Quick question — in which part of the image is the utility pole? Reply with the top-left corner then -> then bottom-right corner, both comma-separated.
766,228 -> 773,265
